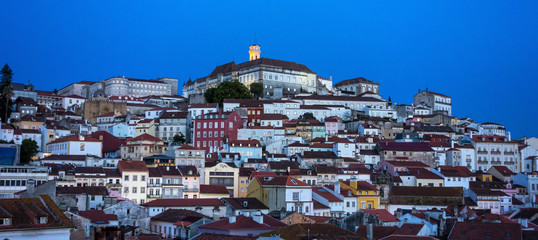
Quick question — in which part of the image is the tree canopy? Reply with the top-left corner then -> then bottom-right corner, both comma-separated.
204,80 -> 252,106
0,64 -> 14,123
249,82 -> 263,100
298,112 -> 316,120
20,139 -> 39,164
172,133 -> 186,145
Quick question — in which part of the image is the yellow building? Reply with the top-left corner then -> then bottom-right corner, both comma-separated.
339,180 -> 380,210
204,162 -> 240,197
135,118 -> 156,137
237,168 -> 253,198
13,115 -> 44,130
476,172 -> 493,182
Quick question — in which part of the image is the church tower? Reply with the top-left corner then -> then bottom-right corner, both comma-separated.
249,44 -> 261,61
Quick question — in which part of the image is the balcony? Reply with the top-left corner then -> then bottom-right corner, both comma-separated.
491,151 -> 501,155
183,188 -> 199,192
491,161 -> 502,165
477,161 -> 488,164
148,183 -> 161,187
504,151 -> 515,155
504,161 -> 515,165
477,151 -> 487,154
147,194 -> 161,198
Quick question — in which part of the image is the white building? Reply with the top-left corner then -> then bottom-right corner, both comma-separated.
414,89 -> 452,116
46,135 -> 103,157
118,160 -> 149,204
83,76 -> 178,98
471,134 -> 520,172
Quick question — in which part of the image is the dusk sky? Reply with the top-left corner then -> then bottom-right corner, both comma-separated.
1,1 -> 537,138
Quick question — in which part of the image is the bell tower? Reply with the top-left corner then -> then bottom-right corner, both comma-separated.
249,44 -> 261,61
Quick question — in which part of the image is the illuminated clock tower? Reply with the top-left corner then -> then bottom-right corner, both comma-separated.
249,44 -> 261,61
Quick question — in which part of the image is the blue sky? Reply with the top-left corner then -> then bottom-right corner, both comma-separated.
1,1 -> 537,138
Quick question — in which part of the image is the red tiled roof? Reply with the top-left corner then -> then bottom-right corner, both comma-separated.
362,209 -> 398,222
448,222 -> 521,240
385,160 -> 430,168
397,168 -> 443,179
312,187 -> 343,202
392,223 -> 425,236
310,143 -> 333,149
142,198 -> 224,207
78,210 -> 118,224
301,151 -> 337,159
199,214 -> 287,231
472,135 -> 517,143
313,200 -> 330,209
89,131 -> 126,154
0,195 -> 73,230
440,166 -> 474,177
128,133 -> 162,142
200,185 -> 229,195
221,198 -> 268,210
491,166 -> 516,176
254,175 -> 310,187
378,142 -> 434,152
260,114 -> 289,121
48,135 -> 101,144
118,160 -> 148,172
177,144 -> 201,150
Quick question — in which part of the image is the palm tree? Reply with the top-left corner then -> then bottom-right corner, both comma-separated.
0,64 -> 14,123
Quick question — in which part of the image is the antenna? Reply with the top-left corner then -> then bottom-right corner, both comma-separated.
253,33 -> 258,45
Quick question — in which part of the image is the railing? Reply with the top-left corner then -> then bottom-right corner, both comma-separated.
504,151 -> 515,155
183,188 -> 199,192
477,161 -> 488,164
491,151 -> 501,155
148,183 -> 161,187
491,161 -> 502,165
477,151 -> 487,154
504,161 -> 515,165
147,194 -> 161,198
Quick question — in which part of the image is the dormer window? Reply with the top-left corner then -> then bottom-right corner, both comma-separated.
0,218 -> 11,226
39,216 -> 47,224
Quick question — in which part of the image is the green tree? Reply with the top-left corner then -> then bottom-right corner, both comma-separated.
172,133 -> 186,145
0,64 -> 14,123
204,81 -> 252,106
298,112 -> 316,120
20,139 -> 39,164
249,82 -> 263,99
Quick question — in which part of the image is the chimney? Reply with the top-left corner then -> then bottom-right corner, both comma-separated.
212,208 -> 220,221
404,218 -> 408,223
367,223 -> 373,240
425,212 -> 431,223
229,216 -> 236,223
201,110 -> 204,119
450,140 -> 454,148
253,211 -> 263,224
26,180 -> 36,195
218,108 -> 222,118
335,181 -> 341,195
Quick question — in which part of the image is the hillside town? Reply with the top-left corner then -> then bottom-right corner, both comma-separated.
1,45 -> 538,240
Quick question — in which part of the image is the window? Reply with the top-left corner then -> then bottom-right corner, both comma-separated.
293,192 -> 299,201
141,176 -> 146,181
124,187 -> 129,193
132,187 -> 137,193
133,175 -> 138,181
141,187 -> 145,193
124,175 -> 129,181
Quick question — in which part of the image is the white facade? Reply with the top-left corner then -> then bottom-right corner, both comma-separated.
285,187 -> 314,215
121,171 -> 149,204
47,139 -> 103,158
